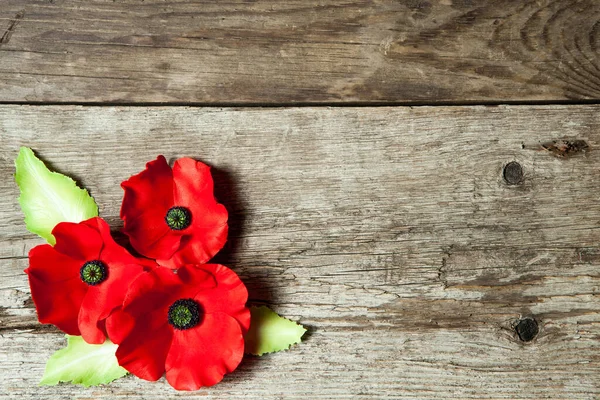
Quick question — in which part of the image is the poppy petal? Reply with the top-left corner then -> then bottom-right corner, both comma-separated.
105,307 -> 136,345
123,208 -> 182,261
158,221 -> 228,267
97,219 -> 158,272
51,219 -> 103,262
26,244 -> 82,283
26,247 -> 87,335
26,243 -> 85,333
121,267 -> 183,317
109,268 -> 182,364
94,216 -> 148,267
28,275 -> 85,335
172,158 -> 228,230
116,317 -> 173,382
172,264 -> 216,293
180,264 -> 250,334
165,313 -> 245,390
171,158 -> 214,206
121,156 -> 178,259
165,158 -> 229,264
77,294 -> 107,345
121,155 -> 174,221
78,262 -> 145,344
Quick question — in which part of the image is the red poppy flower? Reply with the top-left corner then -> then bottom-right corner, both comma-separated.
106,263 -> 250,390
120,156 -> 228,269
25,217 -> 153,344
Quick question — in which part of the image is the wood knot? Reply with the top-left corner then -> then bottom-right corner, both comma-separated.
503,161 -> 523,185
515,317 -> 539,342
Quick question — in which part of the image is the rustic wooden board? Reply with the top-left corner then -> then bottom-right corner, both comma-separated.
1,1 -> 600,103
1,105 -> 600,398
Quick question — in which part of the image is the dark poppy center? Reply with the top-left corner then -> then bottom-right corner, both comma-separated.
80,260 -> 108,286
165,206 -> 192,230
168,299 -> 201,330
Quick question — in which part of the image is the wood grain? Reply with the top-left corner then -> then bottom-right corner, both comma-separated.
1,105 -> 599,398
1,0 -> 600,103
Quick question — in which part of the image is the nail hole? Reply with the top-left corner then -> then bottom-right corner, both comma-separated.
503,161 -> 523,185
515,317 -> 539,342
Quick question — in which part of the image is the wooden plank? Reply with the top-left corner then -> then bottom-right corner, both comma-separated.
0,105 -> 599,398
1,1 -> 600,103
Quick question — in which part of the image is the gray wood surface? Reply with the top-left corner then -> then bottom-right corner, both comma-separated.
1,0 -> 600,103
1,105 -> 599,399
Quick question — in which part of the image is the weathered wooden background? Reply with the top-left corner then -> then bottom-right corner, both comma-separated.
2,0 -> 600,103
1,1 -> 600,399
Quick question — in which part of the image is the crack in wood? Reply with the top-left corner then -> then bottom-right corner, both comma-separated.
539,139 -> 590,158
438,257 -> 448,289
0,12 -> 24,45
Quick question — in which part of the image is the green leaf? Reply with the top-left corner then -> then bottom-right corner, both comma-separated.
41,335 -> 127,387
15,147 -> 98,245
244,306 -> 306,356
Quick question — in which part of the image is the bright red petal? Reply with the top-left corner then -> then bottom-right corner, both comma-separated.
28,275 -> 86,335
173,263 -> 217,294
158,220 -> 228,267
124,208 -> 182,262
179,264 -> 250,334
67,218 -> 148,343
27,244 -> 81,282
26,245 -> 87,335
109,265 -> 213,343
165,313 -> 245,390
94,216 -> 159,270
164,158 -> 228,264
78,262 -> 145,344
116,316 -> 173,382
89,217 -> 119,254
78,296 -> 106,344
105,307 -> 136,345
172,158 -> 214,206
121,155 -> 178,259
121,267 -> 182,315
111,267 -> 181,377
92,217 -> 137,266
121,155 -> 174,220
52,219 -> 103,262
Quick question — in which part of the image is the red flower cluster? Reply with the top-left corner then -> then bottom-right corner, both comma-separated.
26,157 -> 249,390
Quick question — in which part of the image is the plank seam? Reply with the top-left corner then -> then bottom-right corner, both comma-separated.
1,100 -> 600,108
